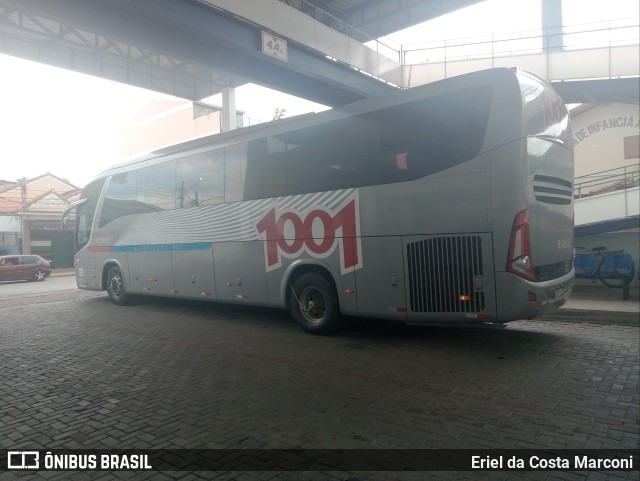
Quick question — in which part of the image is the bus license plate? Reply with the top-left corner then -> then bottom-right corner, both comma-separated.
554,286 -> 565,299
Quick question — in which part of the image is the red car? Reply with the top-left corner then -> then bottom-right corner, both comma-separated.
0,255 -> 51,282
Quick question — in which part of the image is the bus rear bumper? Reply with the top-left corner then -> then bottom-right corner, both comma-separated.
495,269 -> 575,321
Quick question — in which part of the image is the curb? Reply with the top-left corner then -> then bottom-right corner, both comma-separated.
49,270 -> 76,278
550,308 -> 639,326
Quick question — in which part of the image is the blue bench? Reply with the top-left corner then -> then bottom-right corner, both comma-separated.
574,253 -> 599,279
599,253 -> 635,281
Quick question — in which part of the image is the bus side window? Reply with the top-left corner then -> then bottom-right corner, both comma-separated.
176,151 -> 224,208
99,172 -> 138,227
225,144 -> 247,203
287,120 -> 366,195
243,137 -> 287,201
138,161 -> 176,211
368,151 -> 417,185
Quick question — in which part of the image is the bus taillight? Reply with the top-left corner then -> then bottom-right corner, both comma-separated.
507,209 -> 536,282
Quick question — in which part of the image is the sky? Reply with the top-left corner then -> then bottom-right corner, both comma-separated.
0,0 -> 637,187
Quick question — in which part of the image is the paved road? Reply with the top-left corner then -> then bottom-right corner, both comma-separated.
0,282 -> 638,480
0,276 -> 78,296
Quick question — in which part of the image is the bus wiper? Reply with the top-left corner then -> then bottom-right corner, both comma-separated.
533,134 -> 565,147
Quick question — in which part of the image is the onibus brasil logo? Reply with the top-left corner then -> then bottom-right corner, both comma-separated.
256,192 -> 362,275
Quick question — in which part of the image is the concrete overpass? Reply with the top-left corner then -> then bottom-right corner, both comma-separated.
0,0 -> 638,112
0,0 -> 482,107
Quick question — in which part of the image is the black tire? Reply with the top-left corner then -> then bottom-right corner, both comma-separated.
107,266 -> 130,305
32,269 -> 48,282
289,272 -> 340,335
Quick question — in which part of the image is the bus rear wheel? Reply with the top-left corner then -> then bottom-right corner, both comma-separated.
107,266 -> 129,306
289,273 -> 340,335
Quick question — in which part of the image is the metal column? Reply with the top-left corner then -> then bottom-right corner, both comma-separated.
542,0 -> 564,51
221,87 -> 237,132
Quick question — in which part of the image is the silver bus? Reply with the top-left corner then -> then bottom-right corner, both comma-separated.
65,68 -> 575,334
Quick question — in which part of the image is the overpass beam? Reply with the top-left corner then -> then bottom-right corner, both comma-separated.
0,0 -> 395,106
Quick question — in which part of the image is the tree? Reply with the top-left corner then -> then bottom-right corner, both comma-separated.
273,107 -> 287,120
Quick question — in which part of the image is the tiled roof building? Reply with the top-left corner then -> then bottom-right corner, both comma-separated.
0,172 -> 81,259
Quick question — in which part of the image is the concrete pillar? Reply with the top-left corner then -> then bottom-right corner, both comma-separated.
541,0 -> 564,51
221,87 -> 237,132
21,218 -> 31,255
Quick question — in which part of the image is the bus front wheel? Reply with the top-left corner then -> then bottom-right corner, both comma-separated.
289,273 -> 340,335
107,266 -> 129,306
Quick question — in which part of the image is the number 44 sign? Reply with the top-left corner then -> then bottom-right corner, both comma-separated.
261,31 -> 288,62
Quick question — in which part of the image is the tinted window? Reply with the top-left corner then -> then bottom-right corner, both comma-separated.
225,144 -> 247,203
243,137 -> 288,200
366,85 -> 492,180
100,171 -> 150,227
286,121 -> 365,196
176,151 -> 224,208
282,85 -> 492,196
22,256 -> 40,265
91,86 -> 492,209
138,161 -> 176,211
100,171 -> 137,227
101,163 -> 182,227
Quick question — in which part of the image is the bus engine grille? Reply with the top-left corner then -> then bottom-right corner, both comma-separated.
407,236 -> 485,313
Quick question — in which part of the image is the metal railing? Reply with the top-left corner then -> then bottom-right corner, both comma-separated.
279,0 -> 402,62
237,115 -> 263,128
574,164 -> 640,199
401,17 -> 639,65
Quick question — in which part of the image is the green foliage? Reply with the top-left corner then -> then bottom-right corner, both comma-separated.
273,107 -> 287,120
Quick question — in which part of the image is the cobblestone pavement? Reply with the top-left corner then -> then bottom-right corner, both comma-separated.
0,287 -> 638,481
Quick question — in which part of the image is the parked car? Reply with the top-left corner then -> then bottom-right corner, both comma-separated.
0,255 -> 51,282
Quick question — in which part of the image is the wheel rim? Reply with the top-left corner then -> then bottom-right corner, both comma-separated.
109,273 -> 124,300
299,286 -> 326,324
34,270 -> 46,281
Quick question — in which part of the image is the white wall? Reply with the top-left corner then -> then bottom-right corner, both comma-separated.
575,187 -> 640,225
0,215 -> 20,232
571,103 -> 640,178
116,100 -> 223,159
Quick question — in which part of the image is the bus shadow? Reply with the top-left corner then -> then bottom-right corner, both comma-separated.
109,294 -> 562,355
342,316 -> 560,344
104,294 -> 296,327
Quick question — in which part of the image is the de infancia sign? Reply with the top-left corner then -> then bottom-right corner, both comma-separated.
573,115 -> 639,146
